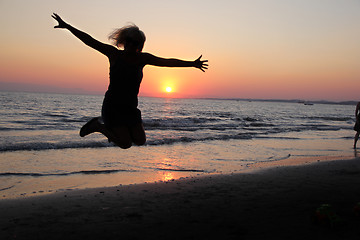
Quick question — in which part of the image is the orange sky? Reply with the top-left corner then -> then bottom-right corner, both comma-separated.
0,0 -> 359,101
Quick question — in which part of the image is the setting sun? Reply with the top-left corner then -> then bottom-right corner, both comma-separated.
165,87 -> 172,93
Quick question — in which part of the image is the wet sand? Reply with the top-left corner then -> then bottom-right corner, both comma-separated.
1,156 -> 360,240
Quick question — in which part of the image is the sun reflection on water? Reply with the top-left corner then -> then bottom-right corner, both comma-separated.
158,171 -> 175,182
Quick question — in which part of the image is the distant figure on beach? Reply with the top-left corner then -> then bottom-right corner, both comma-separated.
354,102 -> 360,149
52,13 -> 208,149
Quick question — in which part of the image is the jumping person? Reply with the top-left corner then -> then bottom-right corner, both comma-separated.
354,102 -> 360,149
52,13 -> 208,149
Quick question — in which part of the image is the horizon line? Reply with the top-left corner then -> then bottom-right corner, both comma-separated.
0,89 -> 357,105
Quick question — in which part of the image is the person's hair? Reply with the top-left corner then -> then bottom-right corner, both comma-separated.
108,24 -> 146,52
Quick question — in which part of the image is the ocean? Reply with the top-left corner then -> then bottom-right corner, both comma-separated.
0,91 -> 357,198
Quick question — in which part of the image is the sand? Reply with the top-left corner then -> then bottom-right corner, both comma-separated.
1,156 -> 360,240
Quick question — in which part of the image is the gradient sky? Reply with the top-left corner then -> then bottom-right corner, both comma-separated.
0,0 -> 359,100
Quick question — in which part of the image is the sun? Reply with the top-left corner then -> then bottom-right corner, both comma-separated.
165,86 -> 172,93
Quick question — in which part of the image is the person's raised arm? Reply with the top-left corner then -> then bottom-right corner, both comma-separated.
143,53 -> 208,72
52,13 -> 116,58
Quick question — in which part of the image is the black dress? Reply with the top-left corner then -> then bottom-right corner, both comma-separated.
102,51 -> 145,128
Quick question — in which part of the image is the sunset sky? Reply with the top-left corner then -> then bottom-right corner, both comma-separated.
0,0 -> 359,101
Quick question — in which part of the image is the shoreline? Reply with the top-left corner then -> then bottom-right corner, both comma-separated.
1,155 -> 360,239
2,153 -> 356,200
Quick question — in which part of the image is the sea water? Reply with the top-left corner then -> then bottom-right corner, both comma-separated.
0,91 -> 357,198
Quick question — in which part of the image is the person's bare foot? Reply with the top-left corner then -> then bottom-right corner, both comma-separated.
79,117 -> 101,137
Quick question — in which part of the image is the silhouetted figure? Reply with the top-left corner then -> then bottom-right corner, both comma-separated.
354,102 -> 360,149
52,13 -> 208,149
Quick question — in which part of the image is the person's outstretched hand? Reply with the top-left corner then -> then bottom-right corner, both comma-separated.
52,13 -> 68,29
194,55 -> 208,72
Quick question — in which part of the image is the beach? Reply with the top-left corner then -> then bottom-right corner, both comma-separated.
1,92 -> 357,199
1,156 -> 360,240
1,92 -> 359,239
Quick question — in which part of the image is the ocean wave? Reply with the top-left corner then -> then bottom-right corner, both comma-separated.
0,141 -> 112,152
0,133 -> 255,152
145,134 -> 253,146
143,117 -> 219,129
303,116 -> 354,122
0,169 -> 135,177
0,122 -> 345,153
0,185 -> 16,191
7,112 -> 349,133
1,116 -> 244,131
0,125 -> 79,131
0,168 -> 209,178
266,154 -> 291,161
154,168 -> 207,173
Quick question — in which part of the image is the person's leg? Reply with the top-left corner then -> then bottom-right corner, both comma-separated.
80,117 -> 133,149
354,132 -> 359,149
79,117 -> 101,137
130,123 -> 146,146
107,124 -> 145,148
110,126 -> 133,149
